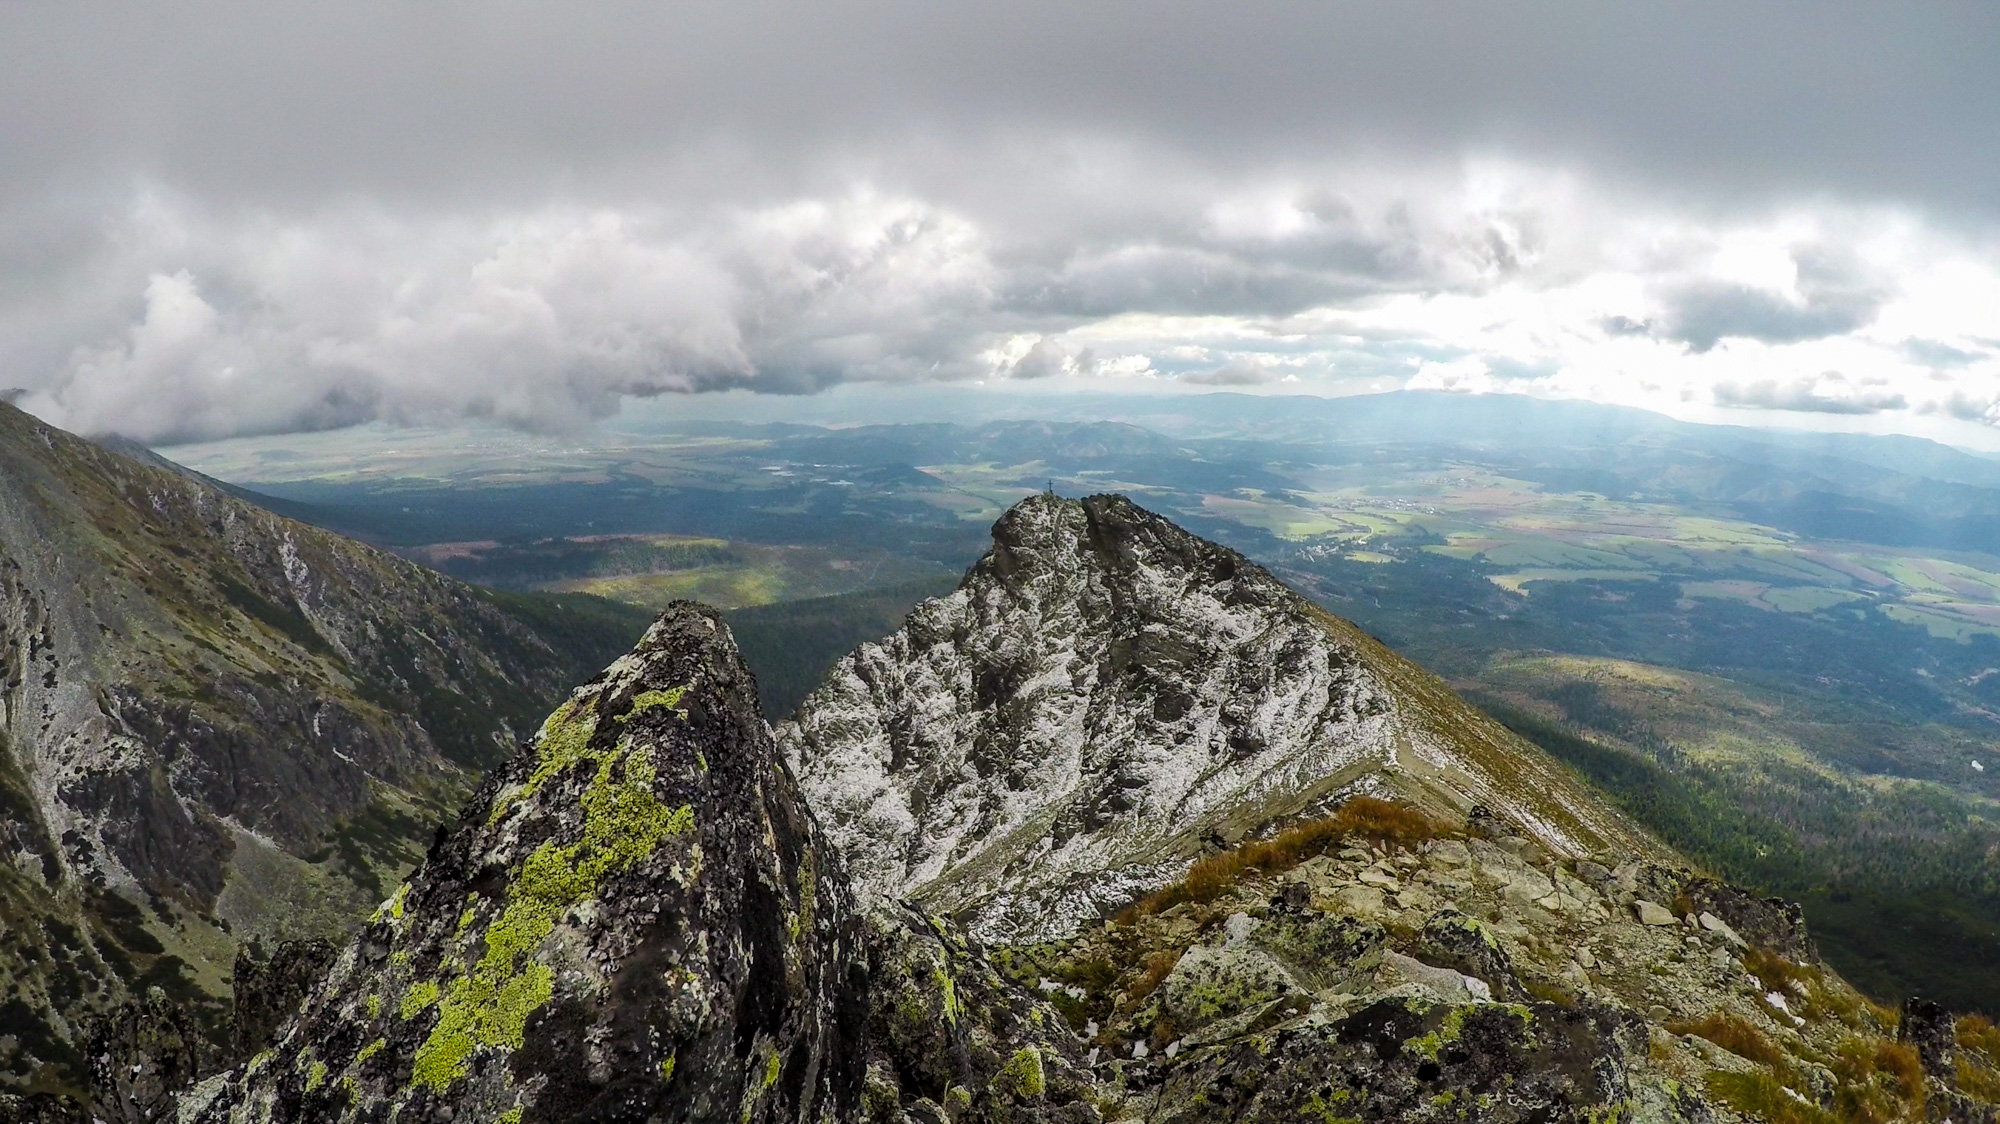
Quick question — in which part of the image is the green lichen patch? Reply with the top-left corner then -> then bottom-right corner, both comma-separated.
412,738 -> 694,1092
1001,1047 -> 1045,1098
370,882 -> 410,925
618,686 -> 688,724
399,979 -> 440,1020
487,698 -> 599,825
1301,1089 -> 1361,1124
738,1038 -> 784,1123
1435,911 -> 1500,950
1401,1002 -> 1533,1064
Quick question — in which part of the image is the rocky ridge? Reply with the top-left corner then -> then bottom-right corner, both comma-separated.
983,801 -> 1975,1122
782,493 -> 1663,944
0,402 -> 648,1094
178,603 -> 1098,1124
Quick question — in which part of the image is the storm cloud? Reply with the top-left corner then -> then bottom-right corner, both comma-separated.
1,3 -> 1998,439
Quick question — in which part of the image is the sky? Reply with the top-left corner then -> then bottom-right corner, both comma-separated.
4,2 -> 2000,446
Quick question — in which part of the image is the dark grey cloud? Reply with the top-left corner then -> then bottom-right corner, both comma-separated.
3,3 -> 1997,211
1662,282 -> 1880,352
2,3 -> 1998,439
1655,243 -> 1896,352
1713,376 -> 1906,415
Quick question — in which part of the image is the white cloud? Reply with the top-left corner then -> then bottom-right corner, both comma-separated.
10,160 -> 2000,441
23,191 -> 998,440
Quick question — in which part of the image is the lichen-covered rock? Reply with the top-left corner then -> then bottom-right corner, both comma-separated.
0,1090 -> 88,1124
858,903 -> 1101,1124
1146,996 -> 1654,1123
85,989 -> 222,1123
1901,995 -> 1955,1078
185,604 -> 866,1123
1252,900 -> 1382,991
1158,945 -> 1305,1036
1681,877 -> 1812,961
1416,909 -> 1522,1002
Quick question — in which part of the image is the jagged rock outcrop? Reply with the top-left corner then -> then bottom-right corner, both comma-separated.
782,493 -> 1662,943
177,603 -> 1100,1124
182,604 -> 861,1121
0,402 -> 649,1093
771,494 -> 2000,1122
72,939 -> 338,1123
85,991 -> 223,1124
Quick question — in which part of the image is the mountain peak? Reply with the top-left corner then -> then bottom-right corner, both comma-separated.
783,492 -> 1661,943
58,487 -> 1996,1124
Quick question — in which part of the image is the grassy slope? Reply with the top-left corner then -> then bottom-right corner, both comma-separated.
1468,672 -> 2000,1015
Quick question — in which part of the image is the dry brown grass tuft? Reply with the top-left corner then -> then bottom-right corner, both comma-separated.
1872,1041 -> 1925,1101
1958,1056 -> 2000,1104
1121,797 -> 1443,919
1828,1035 -> 1928,1122
1959,1013 -> 2000,1062
1123,948 -> 1183,1007
1744,946 -> 1814,997
1668,1013 -> 1785,1068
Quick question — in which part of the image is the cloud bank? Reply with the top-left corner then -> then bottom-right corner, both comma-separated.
0,4 -> 1997,441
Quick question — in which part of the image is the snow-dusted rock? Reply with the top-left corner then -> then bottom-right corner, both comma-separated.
783,493 -> 1659,941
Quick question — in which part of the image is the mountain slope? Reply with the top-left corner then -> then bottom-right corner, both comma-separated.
0,402 -> 651,1093
781,493 -> 1663,943
67,503 -> 2000,1123
162,573 -> 2000,1124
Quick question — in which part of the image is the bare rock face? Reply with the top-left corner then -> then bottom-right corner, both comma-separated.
783,493 -> 1660,943
184,605 -> 867,1123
